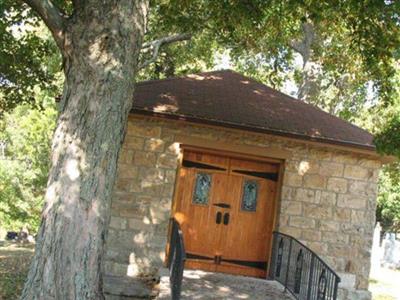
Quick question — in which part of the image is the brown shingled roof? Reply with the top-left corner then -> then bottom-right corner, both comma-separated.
132,70 -> 375,151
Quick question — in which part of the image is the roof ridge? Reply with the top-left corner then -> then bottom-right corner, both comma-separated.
135,69 -> 234,87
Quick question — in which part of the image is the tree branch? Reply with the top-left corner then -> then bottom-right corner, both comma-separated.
139,33 -> 192,69
72,0 -> 83,11
23,0 -> 66,50
289,22 -> 315,68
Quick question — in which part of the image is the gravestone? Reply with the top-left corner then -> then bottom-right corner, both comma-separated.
382,233 -> 400,270
370,223 -> 382,276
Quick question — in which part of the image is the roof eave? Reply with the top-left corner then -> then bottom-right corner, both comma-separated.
130,108 -> 393,162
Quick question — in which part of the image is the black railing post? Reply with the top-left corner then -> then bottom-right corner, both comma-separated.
333,276 -> 339,300
306,255 -> 315,299
270,232 -> 340,300
284,237 -> 293,292
168,218 -> 186,300
268,232 -> 276,280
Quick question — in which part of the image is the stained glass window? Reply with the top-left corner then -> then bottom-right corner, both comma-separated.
192,173 -> 211,205
241,180 -> 258,212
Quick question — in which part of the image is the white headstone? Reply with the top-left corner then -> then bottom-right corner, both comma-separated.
370,222 -> 382,276
382,232 -> 400,269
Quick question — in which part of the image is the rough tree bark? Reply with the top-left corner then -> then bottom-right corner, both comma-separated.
21,0 -> 149,299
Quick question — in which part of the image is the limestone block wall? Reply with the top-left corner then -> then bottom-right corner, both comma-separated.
279,151 -> 380,300
104,115 -> 381,299
104,119 -> 181,281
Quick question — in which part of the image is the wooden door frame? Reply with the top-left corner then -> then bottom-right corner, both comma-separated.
166,139 -> 287,277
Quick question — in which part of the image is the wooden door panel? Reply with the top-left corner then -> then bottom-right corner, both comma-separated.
216,159 -> 278,277
185,260 -> 217,273
173,149 -> 279,278
229,157 -> 279,173
216,179 -> 271,277
174,150 -> 230,270
183,150 -> 229,172
215,263 -> 266,277
178,170 -> 227,258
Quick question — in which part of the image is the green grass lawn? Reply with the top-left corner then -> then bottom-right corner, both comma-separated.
0,242 -> 34,300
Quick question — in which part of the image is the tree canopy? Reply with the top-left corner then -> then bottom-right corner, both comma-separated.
149,1 -> 400,103
0,0 -> 61,113
0,1 -> 400,297
2,1 -> 400,112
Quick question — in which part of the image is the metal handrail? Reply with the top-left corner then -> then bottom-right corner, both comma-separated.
167,218 -> 186,300
269,231 -> 341,300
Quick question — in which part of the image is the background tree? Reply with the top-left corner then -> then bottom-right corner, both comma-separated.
371,66 -> 400,233
0,0 -> 399,298
151,1 -> 399,106
377,166 -> 400,233
0,94 -> 57,230
0,0 -> 60,113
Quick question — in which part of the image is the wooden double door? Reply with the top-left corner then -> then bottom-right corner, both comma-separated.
172,149 -> 280,278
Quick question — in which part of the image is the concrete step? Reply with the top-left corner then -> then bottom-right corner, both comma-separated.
157,270 -> 295,300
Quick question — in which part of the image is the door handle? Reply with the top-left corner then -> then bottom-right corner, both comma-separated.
216,212 -> 222,224
223,212 -> 230,225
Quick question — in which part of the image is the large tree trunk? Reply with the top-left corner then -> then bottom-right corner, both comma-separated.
21,1 -> 149,299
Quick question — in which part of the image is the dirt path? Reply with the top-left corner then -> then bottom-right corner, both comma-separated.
370,267 -> 400,300
157,269 -> 295,300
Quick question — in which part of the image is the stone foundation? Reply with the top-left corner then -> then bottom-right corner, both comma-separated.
104,115 -> 381,300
